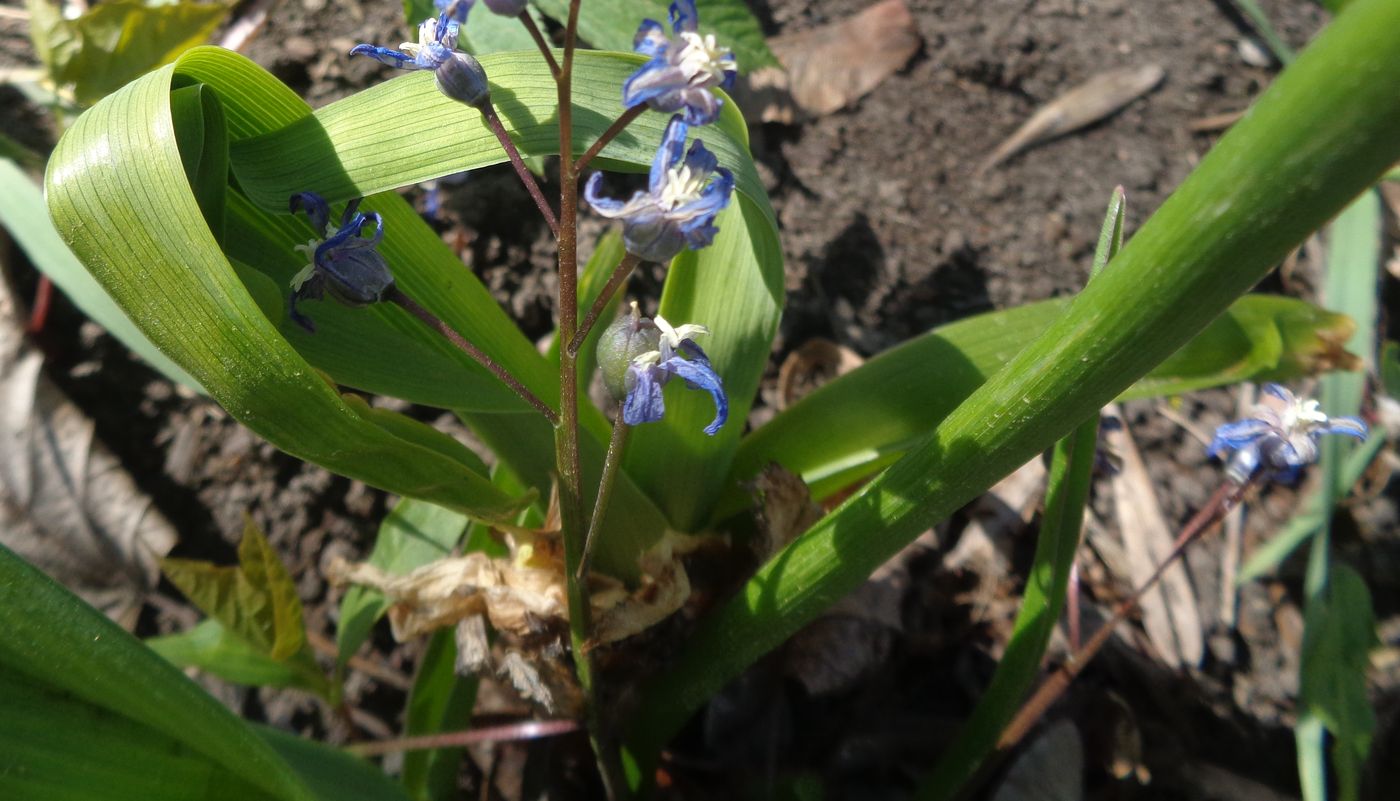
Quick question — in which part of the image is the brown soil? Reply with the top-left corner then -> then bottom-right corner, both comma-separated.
3,0 -> 1398,799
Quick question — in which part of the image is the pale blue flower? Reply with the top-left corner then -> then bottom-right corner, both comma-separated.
622,312 -> 727,435
1208,384 -> 1367,483
584,115 -> 733,262
287,192 -> 394,332
623,0 -> 737,126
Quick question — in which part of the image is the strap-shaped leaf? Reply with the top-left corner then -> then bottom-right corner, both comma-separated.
531,0 -> 778,71
0,544 -> 316,801
720,294 -> 1353,519
625,0 -> 1400,767
46,56 -> 530,526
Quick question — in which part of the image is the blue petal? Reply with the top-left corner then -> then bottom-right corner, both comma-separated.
435,0 -> 472,24
681,139 -> 718,177
290,192 -> 330,235
678,88 -> 723,125
623,215 -> 686,263
720,69 -> 736,92
1207,418 -> 1273,456
649,115 -> 690,195
673,167 -> 733,245
583,173 -> 654,220
623,62 -> 686,112
660,355 -> 727,435
416,41 -> 455,70
633,19 -> 670,58
338,212 -> 386,250
623,365 -> 667,425
669,0 -> 698,34
1223,445 -> 1261,482
1321,416 -> 1368,440
679,339 -> 711,365
349,44 -> 424,71
1261,383 -> 1292,403
339,198 -> 362,228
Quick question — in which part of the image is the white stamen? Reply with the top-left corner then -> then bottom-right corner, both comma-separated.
290,240 -> 319,290
659,164 -> 708,210
673,31 -> 732,85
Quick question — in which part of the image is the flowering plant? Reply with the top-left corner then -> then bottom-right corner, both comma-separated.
10,0 -> 1400,799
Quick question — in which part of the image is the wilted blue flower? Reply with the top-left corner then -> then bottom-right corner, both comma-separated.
1208,384 -> 1367,483
436,0 -> 471,25
597,305 -> 727,435
350,16 -> 491,106
287,192 -> 395,332
584,115 -> 734,262
623,0 -> 737,126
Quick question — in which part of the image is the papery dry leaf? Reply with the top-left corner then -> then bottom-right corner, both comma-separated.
0,274 -> 176,628
776,338 -> 865,410
497,649 -> 584,717
979,64 -> 1166,174
750,463 -> 823,564
1102,402 -> 1203,668
734,0 -> 921,123
589,533 -> 694,647
455,614 -> 491,674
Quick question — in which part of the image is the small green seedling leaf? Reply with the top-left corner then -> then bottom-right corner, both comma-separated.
1300,564 -> 1377,801
147,619 -> 332,697
162,516 -> 308,662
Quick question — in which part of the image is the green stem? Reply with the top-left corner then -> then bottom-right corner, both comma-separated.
569,252 -> 641,357
578,419 -> 630,580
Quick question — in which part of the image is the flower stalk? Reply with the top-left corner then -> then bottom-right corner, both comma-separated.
575,105 -> 647,175
570,252 -> 642,357
479,103 -> 559,235
518,10 -> 560,79
577,418 -> 630,580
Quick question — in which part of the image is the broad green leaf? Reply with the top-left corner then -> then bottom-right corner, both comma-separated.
920,188 -> 1123,801
258,726 -> 414,801
531,0 -> 778,71
26,0 -> 232,106
336,499 -> 470,665
0,544 -> 317,801
45,50 -> 534,527
1381,341 -> 1400,397
720,294 -> 1355,519
162,517 -> 308,661
147,619 -> 332,697
0,664 -> 273,801
1299,564 -> 1376,801
627,197 -> 784,529
624,0 -> 1400,770
0,159 -> 202,392
401,629 -> 478,801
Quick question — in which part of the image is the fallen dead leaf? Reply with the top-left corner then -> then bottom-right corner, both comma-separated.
776,338 -> 865,410
0,263 -> 176,628
1102,402 -> 1203,668
749,462 -> 823,564
734,0 -> 922,124
979,64 -> 1166,174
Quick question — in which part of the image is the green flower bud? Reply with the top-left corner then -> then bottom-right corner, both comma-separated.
597,303 -> 660,402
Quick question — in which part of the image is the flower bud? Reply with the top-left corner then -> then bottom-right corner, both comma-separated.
597,306 -> 659,402
436,52 -> 491,108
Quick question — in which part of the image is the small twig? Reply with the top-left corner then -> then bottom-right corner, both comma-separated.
575,105 -> 646,176
25,275 -> 52,335
577,419 -> 630,580
996,479 -> 1250,753
518,11 -> 560,80
479,104 -> 558,236
388,288 -> 559,424
568,252 -> 641,357
345,719 -> 582,757
1188,109 -> 1247,134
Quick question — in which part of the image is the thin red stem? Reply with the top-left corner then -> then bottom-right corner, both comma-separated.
345,719 -> 581,757
575,105 -> 646,175
996,479 -> 1249,752
480,104 -> 558,236
568,252 -> 641,357
388,288 -> 558,425
518,10 -> 560,79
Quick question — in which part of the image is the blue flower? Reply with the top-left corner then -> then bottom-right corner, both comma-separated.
624,313 -> 727,435
436,0 -> 472,24
287,192 -> 395,333
1208,384 -> 1367,483
351,16 -> 491,106
623,0 -> 737,126
584,115 -> 734,262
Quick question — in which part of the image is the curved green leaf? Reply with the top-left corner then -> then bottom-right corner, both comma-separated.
720,294 -> 1354,518
0,544 -> 316,801
147,619 -> 332,697
625,0 -> 1400,767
